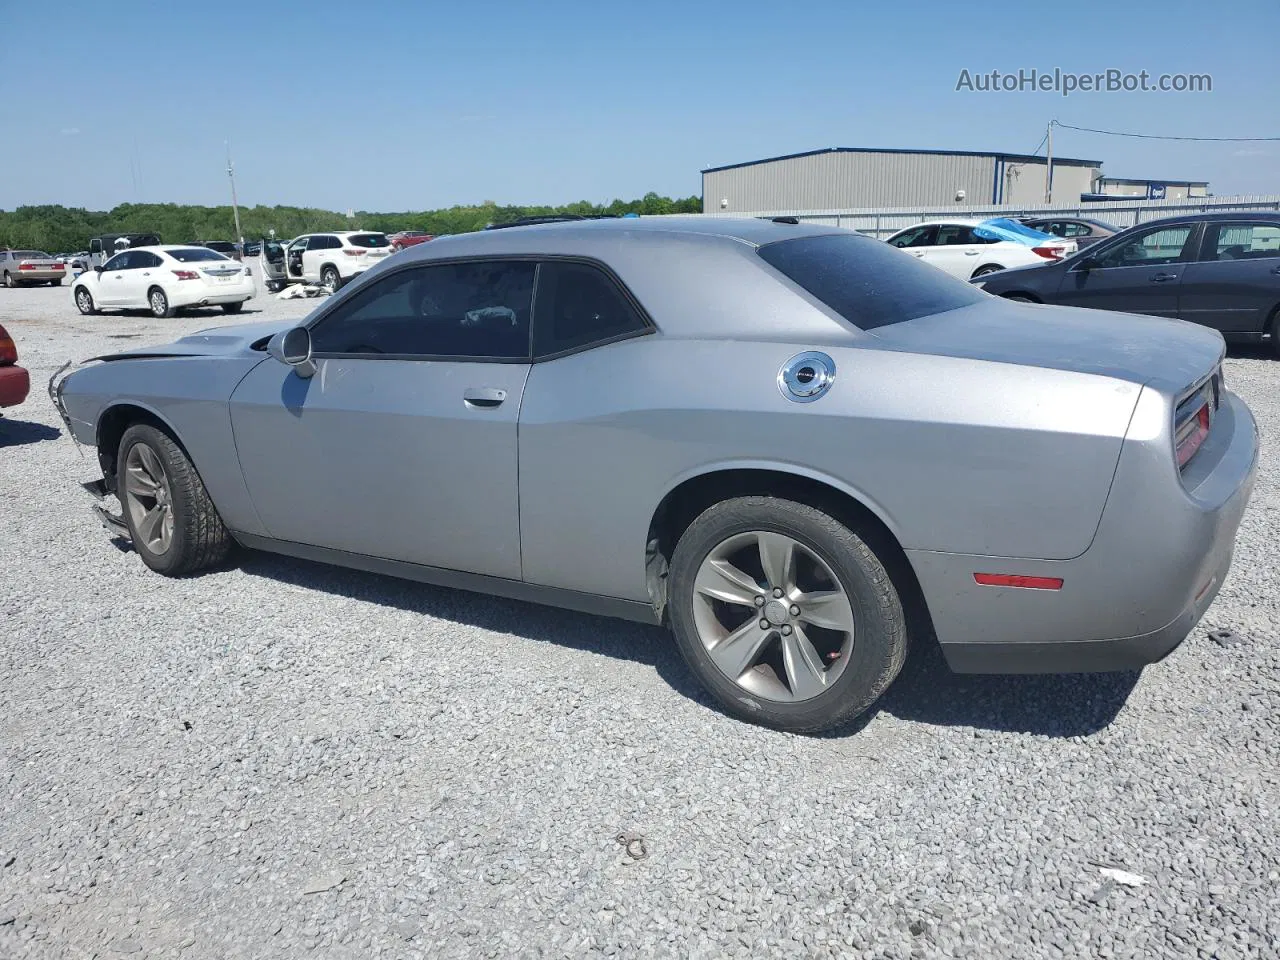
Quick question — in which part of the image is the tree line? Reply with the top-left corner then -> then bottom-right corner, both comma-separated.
0,193 -> 704,252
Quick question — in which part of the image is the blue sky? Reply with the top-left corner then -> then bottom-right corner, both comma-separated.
3,0 -> 1277,212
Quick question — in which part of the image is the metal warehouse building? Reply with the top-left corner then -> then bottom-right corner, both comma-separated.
702,147 -> 1104,213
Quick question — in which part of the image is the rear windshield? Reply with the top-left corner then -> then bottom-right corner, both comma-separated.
168,248 -> 231,262
347,233 -> 390,248
204,241 -> 237,252
12,251 -> 50,259
757,233 -> 987,330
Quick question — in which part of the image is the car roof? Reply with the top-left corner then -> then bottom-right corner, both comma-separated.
404,216 -> 848,253
1120,210 -> 1280,229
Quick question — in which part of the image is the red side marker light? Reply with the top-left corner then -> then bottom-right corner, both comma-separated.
974,573 -> 1064,590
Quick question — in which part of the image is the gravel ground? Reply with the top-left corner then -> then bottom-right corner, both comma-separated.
1,280 -> 1278,960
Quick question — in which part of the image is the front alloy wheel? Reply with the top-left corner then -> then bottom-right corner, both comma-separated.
123,441 -> 175,556
75,287 -> 96,315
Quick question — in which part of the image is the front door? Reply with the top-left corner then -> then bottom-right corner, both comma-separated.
228,257 -> 538,580
1178,221 -> 1280,334
302,235 -> 337,282
1054,222 -> 1198,318
95,252 -> 138,306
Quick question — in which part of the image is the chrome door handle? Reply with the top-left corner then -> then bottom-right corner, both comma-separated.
1150,272 -> 1178,282
964,250 -> 979,255
463,387 -> 507,408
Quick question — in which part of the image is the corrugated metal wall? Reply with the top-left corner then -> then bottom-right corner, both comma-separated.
704,152 -> 998,212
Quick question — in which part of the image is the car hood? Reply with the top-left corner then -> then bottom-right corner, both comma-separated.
871,298 -> 1224,394
87,319 -> 295,362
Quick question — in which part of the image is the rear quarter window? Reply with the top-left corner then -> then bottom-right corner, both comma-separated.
757,233 -> 987,330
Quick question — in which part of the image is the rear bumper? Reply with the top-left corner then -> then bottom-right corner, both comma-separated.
170,284 -> 254,308
0,365 -> 31,407
911,387 -> 1258,674
10,270 -> 63,282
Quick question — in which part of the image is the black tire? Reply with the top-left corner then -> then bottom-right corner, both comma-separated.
321,266 -> 341,293
2,271 -> 14,288
668,496 -> 908,733
50,279 -> 64,287
74,286 -> 97,315
220,301 -> 245,314
971,264 -> 1004,278
1002,293 -> 1038,303
116,423 -> 233,576
148,286 -> 174,318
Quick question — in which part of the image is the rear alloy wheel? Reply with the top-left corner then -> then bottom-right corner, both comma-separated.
321,266 -> 340,294
971,265 -> 1004,278
149,286 -> 174,318
117,423 -> 232,576
669,496 -> 908,733
74,287 -> 97,315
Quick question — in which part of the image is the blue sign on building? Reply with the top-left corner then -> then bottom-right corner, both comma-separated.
1147,183 -> 1167,200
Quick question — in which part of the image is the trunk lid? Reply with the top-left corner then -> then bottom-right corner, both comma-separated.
870,298 -> 1224,396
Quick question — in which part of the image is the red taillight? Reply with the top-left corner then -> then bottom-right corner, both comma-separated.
53,263 -> 65,270
342,248 -> 366,256
18,263 -> 36,270
172,270 -> 199,280
974,573 -> 1064,590
0,329 -> 17,365
1176,402 -> 1212,468
1031,246 -> 1065,261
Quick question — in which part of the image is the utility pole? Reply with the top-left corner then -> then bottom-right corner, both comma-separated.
226,141 -> 243,244
1044,121 -> 1054,204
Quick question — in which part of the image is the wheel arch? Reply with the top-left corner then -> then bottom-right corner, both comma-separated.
971,263 -> 1006,277
95,402 -> 191,493
999,290 -> 1043,303
644,464 -> 932,638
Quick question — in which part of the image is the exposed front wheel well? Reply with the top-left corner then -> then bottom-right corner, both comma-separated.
96,405 -> 184,493
645,469 -> 932,639
1001,292 -> 1042,303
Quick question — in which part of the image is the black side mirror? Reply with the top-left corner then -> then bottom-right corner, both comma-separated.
267,325 -> 316,379
1076,255 -> 1098,271
94,266 -> 104,274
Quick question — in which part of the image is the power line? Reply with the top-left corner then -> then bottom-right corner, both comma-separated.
1051,120 -> 1280,142
1028,131 -> 1049,157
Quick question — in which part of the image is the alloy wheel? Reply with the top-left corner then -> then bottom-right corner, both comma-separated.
691,531 -> 856,703
123,442 -> 176,555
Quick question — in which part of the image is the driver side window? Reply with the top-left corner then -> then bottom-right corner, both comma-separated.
1092,225 -> 1194,269
103,252 -> 133,271
310,260 -> 536,360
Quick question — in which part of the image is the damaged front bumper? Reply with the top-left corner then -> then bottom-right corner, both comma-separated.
48,359 -> 130,540
81,477 -> 130,538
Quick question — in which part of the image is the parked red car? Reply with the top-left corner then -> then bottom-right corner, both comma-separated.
388,230 -> 435,251
0,323 -> 31,410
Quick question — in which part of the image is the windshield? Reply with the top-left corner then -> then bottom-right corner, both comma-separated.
348,233 -> 390,248
974,218 -> 1056,245
757,233 -> 987,330
168,248 -> 231,262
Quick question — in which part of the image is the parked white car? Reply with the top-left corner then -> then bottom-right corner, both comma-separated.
72,245 -> 255,319
259,231 -> 393,293
884,218 -> 1077,280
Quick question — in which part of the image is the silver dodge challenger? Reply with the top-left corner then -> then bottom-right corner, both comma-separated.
49,217 -> 1259,733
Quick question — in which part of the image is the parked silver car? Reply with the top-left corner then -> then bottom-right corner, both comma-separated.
1,249 -> 66,287
49,217 -> 1258,732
